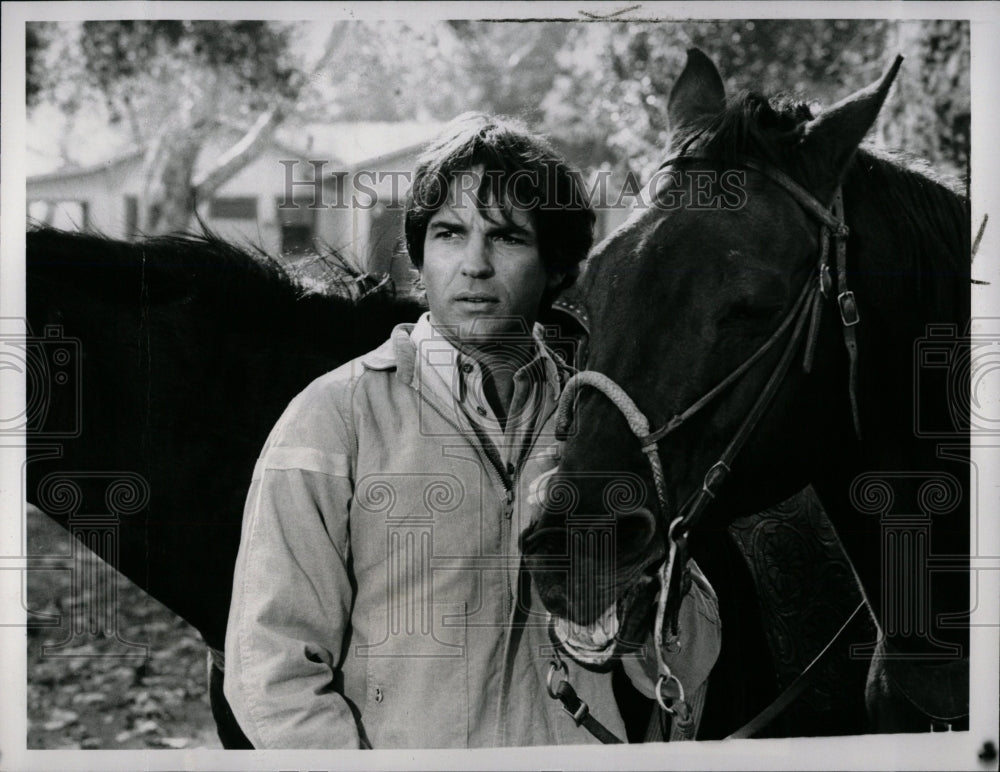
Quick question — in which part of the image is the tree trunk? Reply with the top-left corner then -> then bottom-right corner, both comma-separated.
140,130 -> 203,234
136,21 -> 353,237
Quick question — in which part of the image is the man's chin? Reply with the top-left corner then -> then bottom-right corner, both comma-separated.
456,313 -> 534,343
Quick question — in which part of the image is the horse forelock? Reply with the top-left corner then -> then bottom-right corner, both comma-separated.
674,90 -> 814,171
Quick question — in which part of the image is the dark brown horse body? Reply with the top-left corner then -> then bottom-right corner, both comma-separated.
523,50 -> 970,733
25,228 -> 426,651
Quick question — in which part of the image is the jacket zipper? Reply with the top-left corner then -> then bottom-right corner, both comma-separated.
417,395 -> 516,616
418,383 -> 562,745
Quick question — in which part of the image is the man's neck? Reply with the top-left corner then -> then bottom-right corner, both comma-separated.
461,339 -> 537,421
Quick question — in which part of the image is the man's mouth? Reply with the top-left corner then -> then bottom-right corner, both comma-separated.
454,293 -> 499,305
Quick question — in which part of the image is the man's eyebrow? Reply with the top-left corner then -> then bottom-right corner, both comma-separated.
428,218 -> 465,230
485,220 -> 535,237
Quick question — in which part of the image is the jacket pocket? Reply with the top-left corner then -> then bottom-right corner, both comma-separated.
361,602 -> 468,748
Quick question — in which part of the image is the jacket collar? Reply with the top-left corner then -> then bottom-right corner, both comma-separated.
359,314 -> 565,406
359,323 -> 417,382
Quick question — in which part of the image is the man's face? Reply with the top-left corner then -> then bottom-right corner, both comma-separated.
421,171 -> 561,345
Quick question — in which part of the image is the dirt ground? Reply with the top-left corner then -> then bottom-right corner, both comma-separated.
25,506 -> 221,750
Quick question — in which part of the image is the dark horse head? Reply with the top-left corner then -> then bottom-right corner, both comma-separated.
523,50 -> 970,730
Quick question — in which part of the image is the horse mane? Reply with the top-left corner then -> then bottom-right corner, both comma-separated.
847,150 -> 969,319
26,225 -> 383,306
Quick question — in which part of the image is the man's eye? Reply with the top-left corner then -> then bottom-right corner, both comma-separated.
495,233 -> 525,245
434,229 -> 459,240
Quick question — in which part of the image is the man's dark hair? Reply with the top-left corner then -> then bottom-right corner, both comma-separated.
404,113 -> 595,306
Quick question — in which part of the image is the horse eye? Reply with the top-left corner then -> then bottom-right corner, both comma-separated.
730,297 -> 783,321
720,282 -> 786,326
721,267 -> 787,325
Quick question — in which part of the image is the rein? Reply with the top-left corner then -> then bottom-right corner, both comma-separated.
546,155 -> 862,740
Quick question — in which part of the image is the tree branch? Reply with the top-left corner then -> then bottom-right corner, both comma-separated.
192,107 -> 284,196
192,21 -> 353,199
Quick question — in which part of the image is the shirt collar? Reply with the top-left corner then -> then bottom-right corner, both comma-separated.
409,312 -> 561,406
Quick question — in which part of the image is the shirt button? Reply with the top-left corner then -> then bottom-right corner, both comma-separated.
375,687 -> 384,703
476,405 -> 488,417
461,362 -> 474,374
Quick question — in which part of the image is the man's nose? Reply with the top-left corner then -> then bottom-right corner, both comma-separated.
460,237 -> 495,278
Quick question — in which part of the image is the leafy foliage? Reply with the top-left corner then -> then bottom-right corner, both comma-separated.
26,24 -> 48,107
28,19 -> 969,233
539,20 -> 968,180
73,21 -> 298,133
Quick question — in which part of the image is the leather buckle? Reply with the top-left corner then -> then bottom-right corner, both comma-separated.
837,291 -> 860,327
701,460 -> 731,499
565,700 -> 590,725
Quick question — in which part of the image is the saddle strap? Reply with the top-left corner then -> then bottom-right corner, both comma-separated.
726,600 -> 869,739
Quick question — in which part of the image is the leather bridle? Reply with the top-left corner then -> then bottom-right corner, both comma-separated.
546,155 -> 863,734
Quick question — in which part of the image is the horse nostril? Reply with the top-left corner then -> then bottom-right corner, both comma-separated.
619,507 -> 657,548
520,523 -> 566,555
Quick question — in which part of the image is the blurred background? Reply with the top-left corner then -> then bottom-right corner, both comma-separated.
24,17 -> 969,749
26,19 -> 969,289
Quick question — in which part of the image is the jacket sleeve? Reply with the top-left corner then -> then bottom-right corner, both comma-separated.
224,392 -> 362,748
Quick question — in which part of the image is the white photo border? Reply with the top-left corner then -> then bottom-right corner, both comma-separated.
2,2 -> 997,770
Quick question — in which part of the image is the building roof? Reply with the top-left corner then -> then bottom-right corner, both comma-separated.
287,121 -> 445,167
28,120 -> 445,184
27,148 -> 144,183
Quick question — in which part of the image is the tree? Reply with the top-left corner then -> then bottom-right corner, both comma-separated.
302,21 -> 572,124
29,19 -> 969,235
30,20 -> 351,234
539,20 -> 969,181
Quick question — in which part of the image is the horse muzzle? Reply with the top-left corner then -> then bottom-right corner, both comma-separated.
521,506 -> 660,625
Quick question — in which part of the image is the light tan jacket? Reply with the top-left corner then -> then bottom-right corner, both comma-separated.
225,321 -> 719,748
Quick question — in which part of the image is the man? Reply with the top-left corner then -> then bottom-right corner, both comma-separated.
224,113 -> 719,748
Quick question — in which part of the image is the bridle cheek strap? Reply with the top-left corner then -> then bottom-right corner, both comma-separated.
831,189 -> 863,438
741,160 -> 860,437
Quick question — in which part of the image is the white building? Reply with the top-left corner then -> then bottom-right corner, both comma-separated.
27,122 -> 444,289
27,119 -> 630,291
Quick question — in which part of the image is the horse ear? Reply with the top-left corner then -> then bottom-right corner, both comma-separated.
668,48 -> 726,140
798,55 -> 903,199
